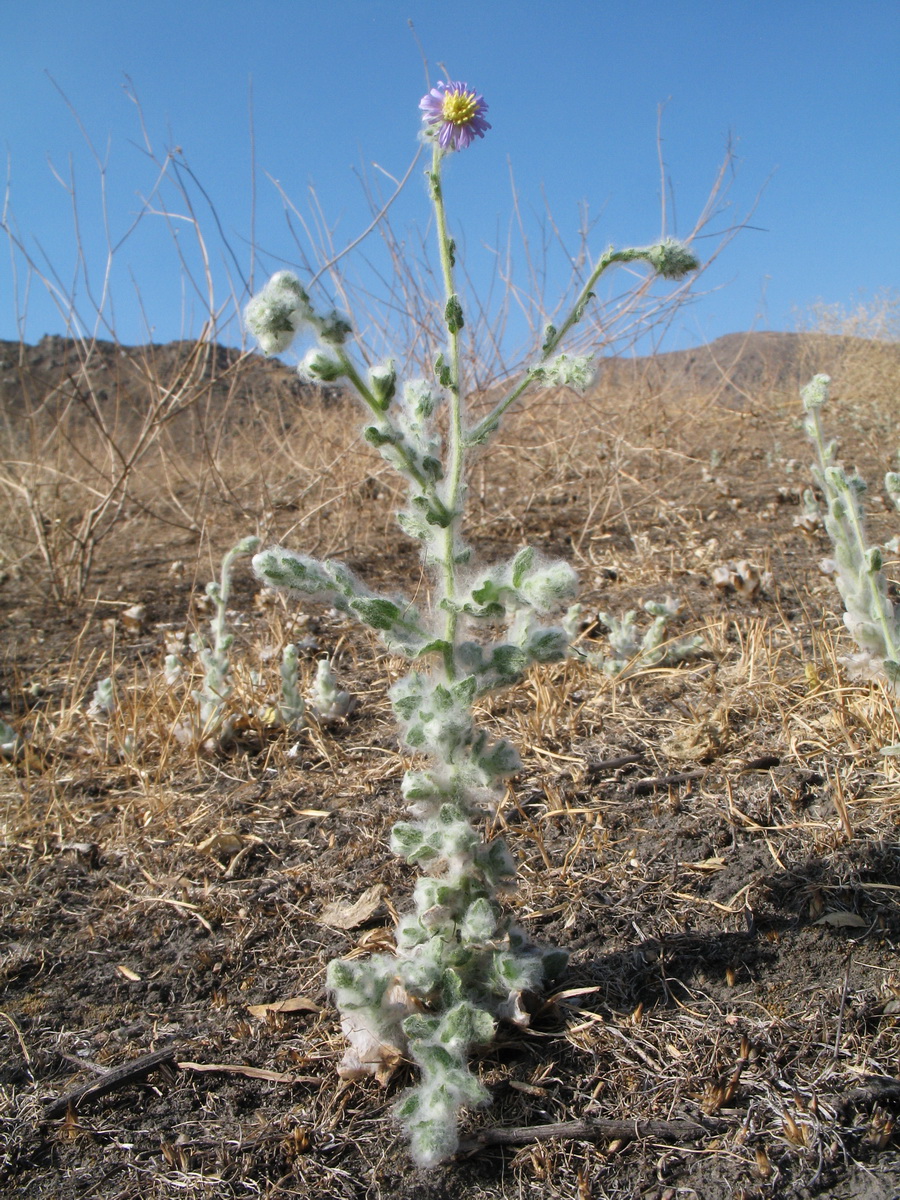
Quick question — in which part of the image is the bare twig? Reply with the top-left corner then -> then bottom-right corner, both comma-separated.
43,1046 -> 178,1119
458,1114 -> 729,1154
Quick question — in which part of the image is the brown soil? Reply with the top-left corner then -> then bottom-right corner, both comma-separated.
1,335 -> 900,1199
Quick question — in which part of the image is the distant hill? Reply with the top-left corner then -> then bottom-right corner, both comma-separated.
595,330 -> 900,409
1,330 -> 897,422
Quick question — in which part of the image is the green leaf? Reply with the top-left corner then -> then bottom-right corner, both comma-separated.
434,353 -> 452,387
418,1043 -> 456,1072
460,898 -> 498,942
440,968 -> 464,1006
441,1000 -> 495,1046
520,561 -> 579,612
494,952 -> 543,991
541,947 -> 569,982
421,456 -> 444,481
395,1092 -> 421,1120
476,839 -> 516,884
403,1014 -> 441,1041
413,638 -> 453,663
325,959 -> 356,990
396,510 -> 433,541
525,627 -> 570,663
476,738 -> 521,779
488,644 -> 528,680
363,424 -> 396,447
323,560 -> 362,598
390,822 -> 424,857
438,803 -> 465,825
411,494 -> 453,529
401,771 -> 443,802
444,295 -> 465,335
252,549 -> 332,595
464,597 -> 505,619
511,546 -> 536,589
450,675 -> 477,707
572,289 -> 595,324
393,694 -> 422,720
471,577 -> 503,607
349,597 -> 402,631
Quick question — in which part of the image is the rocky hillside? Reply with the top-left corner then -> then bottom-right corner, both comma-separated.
1,329 -> 896,424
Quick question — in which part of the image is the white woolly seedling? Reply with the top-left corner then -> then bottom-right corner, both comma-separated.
801,374 -> 900,689
189,536 -> 261,741
87,676 -> 115,718
163,654 -> 183,687
588,597 -> 704,678
246,81 -> 699,1167
276,643 -> 306,731
0,717 -> 24,760
309,657 -> 353,724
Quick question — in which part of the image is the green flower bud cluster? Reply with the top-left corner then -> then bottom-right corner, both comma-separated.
801,372 -> 831,411
531,353 -> 596,392
801,375 -> 900,687
244,271 -> 309,356
369,360 -> 398,408
245,269 -> 352,360
298,347 -> 345,383
641,238 -> 701,280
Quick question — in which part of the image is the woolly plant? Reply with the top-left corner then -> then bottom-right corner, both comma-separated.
0,717 -> 24,760
247,80 -> 699,1167
801,373 -> 900,690
587,597 -> 704,678
181,535 -> 261,744
277,642 -> 307,731
309,657 -> 354,724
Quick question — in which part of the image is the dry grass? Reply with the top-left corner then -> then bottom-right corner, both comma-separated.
1,329 -> 900,1199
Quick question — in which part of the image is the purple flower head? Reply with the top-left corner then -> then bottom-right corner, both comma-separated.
419,81 -> 491,151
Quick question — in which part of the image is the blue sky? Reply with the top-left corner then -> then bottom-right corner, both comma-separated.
2,0 -> 898,356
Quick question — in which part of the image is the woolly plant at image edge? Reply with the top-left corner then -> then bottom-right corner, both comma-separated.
245,80 -> 699,1168
801,373 -> 900,697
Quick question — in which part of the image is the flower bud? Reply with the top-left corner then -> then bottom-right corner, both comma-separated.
532,354 -> 596,392
317,310 -> 353,346
643,239 -> 700,280
299,348 -> 346,383
404,380 -> 437,420
801,374 -> 831,411
369,360 -> 397,409
244,271 -> 310,356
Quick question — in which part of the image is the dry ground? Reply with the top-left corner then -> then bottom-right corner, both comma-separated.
1,336 -> 900,1199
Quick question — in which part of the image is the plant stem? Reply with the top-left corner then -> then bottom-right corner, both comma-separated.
468,246 -> 643,444
336,347 -> 431,490
431,145 -> 465,671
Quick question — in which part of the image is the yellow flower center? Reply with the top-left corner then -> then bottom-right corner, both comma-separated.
441,90 -> 477,127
